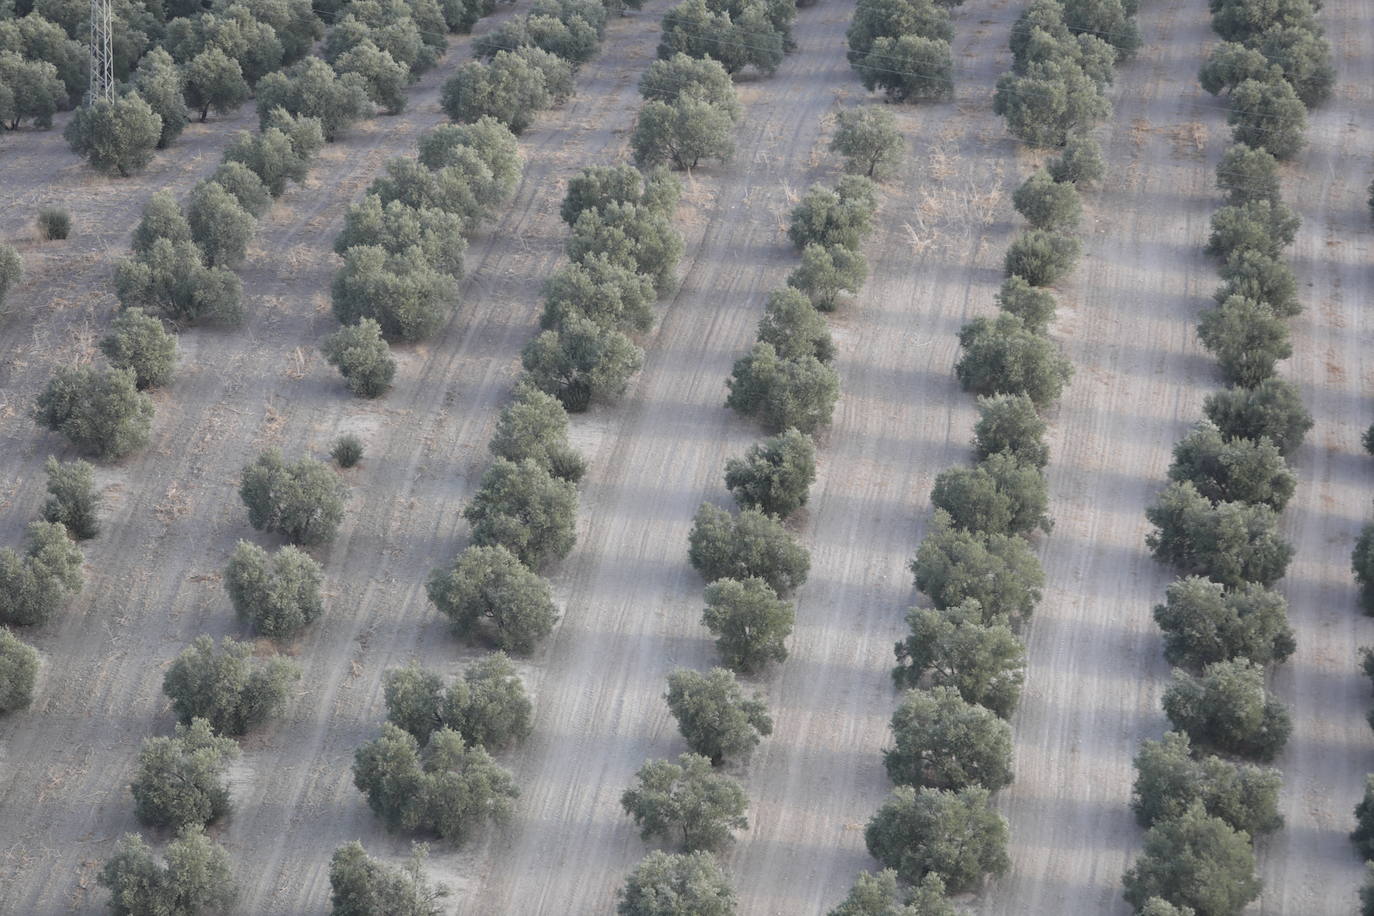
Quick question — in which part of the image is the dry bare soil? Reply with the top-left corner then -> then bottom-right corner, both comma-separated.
0,0 -> 1370,912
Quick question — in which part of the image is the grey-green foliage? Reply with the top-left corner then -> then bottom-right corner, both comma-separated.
831,106 -> 906,180
224,540 -> 325,638
353,723 -> 518,842
632,95 -> 736,170
1258,25 -> 1334,108
335,39 -> 409,114
224,113 -> 324,196
857,35 -> 953,102
1131,730 -> 1282,837
723,427 -> 816,517
0,51 -> 64,129
1167,420 -> 1295,511
1353,775 -> 1374,859
33,365 -> 153,460
365,155 -> 504,234
1197,295 -> 1290,387
418,116 -> 523,199
1145,481 -> 1293,587
64,93 -> 162,176
332,434 -> 364,468
973,392 -> 1049,468
725,342 -> 840,434
993,59 -> 1111,148
864,785 -> 1009,892
845,0 -> 953,62
0,628 -> 39,714
689,502 -> 810,595
1012,169 -> 1081,230
40,456 -> 100,540
787,176 -> 878,252
787,242 -> 868,311
337,195 -> 467,278
0,243 -> 20,309
0,521 -> 84,627
885,686 -> 1014,791
1202,378 -> 1311,457
332,245 -> 456,343
1161,659 -> 1291,761
1003,229 -> 1081,286
540,252 -> 656,334
617,851 -> 737,916
132,47 -> 188,147
441,49 -> 557,133
184,46 -> 250,120
131,717 -> 238,830
930,452 -> 1051,536
384,653 -> 533,750
1198,41 -> 1270,96
702,576 -> 795,672
1215,143 -> 1280,206
328,842 -> 449,916
656,0 -> 784,76
427,545 -> 559,654
954,313 -> 1072,408
828,870 -> 957,916
1363,863 -> 1374,916
463,457 -> 578,569
994,275 -> 1057,333
115,239 -> 243,326
893,601 -> 1026,718
239,449 -> 346,545
255,58 -> 372,141
187,179 -> 255,268
665,667 -> 772,765
621,752 -> 749,852
639,53 -> 741,119
1153,576 -> 1294,670
757,286 -> 834,363
1204,199 -> 1300,261
1227,77 -> 1306,160
323,318 -> 397,398
1120,802 -> 1261,916
98,828 -> 236,916
521,316 -> 644,412
1047,133 -> 1104,186
910,509 -> 1044,621
1354,523 -> 1374,615
567,200 -> 683,296
559,162 -> 681,227
490,380 -> 588,483
162,635 -> 300,736
1216,247 -> 1300,317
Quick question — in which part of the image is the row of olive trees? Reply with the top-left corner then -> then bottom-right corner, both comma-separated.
1122,0 -> 1327,910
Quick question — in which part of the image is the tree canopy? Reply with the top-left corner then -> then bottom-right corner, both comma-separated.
1121,802 -> 1261,916
665,667 -> 773,765
688,502 -> 810,596
864,785 -> 1009,891
0,521 -> 84,628
162,635 -> 299,736
224,540 -> 325,639
131,718 -> 238,830
893,602 -> 1026,718
617,851 -> 737,916
620,752 -> 749,852
885,686 -> 1014,791
239,449 -> 346,545
427,544 -> 559,654
1160,659 -> 1292,762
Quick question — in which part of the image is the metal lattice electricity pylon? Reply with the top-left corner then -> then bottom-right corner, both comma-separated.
88,0 -> 114,103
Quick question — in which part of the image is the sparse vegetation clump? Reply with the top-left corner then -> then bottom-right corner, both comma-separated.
332,434 -> 365,468
36,207 -> 70,240
0,243 -> 20,309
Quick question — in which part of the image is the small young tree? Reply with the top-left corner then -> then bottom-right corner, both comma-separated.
621,753 -> 749,852
332,245 -> 456,343
1121,802 -> 1261,916
1216,247 -> 1300,318
462,458 -> 578,569
1204,200 -> 1301,262
1003,229 -> 1081,287
864,785 -> 1009,891
489,380 -> 587,483
254,58 -> 372,141
64,93 -> 162,176
701,576 -> 795,673
1202,379 -> 1312,457
162,636 -> 300,736
831,106 -> 905,180
631,96 -> 736,171
1215,144 -> 1280,206
857,35 -> 953,102
688,503 -> 810,595
332,434 -> 364,468
323,318 -> 396,398
329,842 -> 449,916
885,686 -> 1014,791
36,208 -> 71,241
186,180 -> 255,269
0,521 -> 84,628
133,47 -> 188,148
973,392 -> 1049,468
224,541 -> 325,639
910,510 -> 1044,621
828,870 -> 957,916
427,545 -> 559,654
787,177 -> 878,252
0,628 -> 39,714
1131,730 -> 1282,837
786,242 -> 868,312
1227,77 -> 1306,160
665,667 -> 772,765
929,452 -> 1051,536
954,313 -> 1072,408
100,308 -> 177,391
98,828 -> 236,916
33,365 -> 154,461
183,47 -> 250,121
1153,577 -> 1294,670
39,456 -> 100,541
239,449 -> 347,545
131,717 -> 238,830
1012,169 -> 1081,231
725,343 -> 840,435
521,317 -> 645,412
723,428 -> 816,518
1047,133 -> 1105,186
1161,659 -> 1291,761
617,851 -> 736,916
893,602 -> 1025,718
1145,482 -> 1293,587
115,239 -> 243,326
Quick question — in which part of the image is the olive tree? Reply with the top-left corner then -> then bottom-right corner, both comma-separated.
665,667 -> 772,765
239,449 -> 346,545
100,308 -> 177,390
224,115 -> 324,196
224,540 -> 324,638
441,52 -> 551,133
857,35 -> 953,102
1003,229 -> 1081,286
1145,482 -> 1293,587
864,785 -> 1009,891
973,392 -> 1049,468
1131,730 -> 1282,837
183,47 -> 250,121
787,176 -> 878,252
335,39 -> 409,114
1161,659 -> 1291,761
1012,169 -> 1081,230
462,458 -> 577,569
1198,42 -> 1269,96
130,192 -> 188,253
427,545 -> 559,653
332,245 -> 456,343
489,380 -> 587,483
418,116 -> 522,198
328,842 -> 449,916
1167,421 -> 1294,511
1121,802 -> 1261,916
993,59 -> 1110,148
930,452 -> 1051,536
33,365 -> 153,461
0,52 -> 64,129
1047,133 -> 1105,186
39,456 -> 100,541
255,58 -> 372,141
910,510 -> 1044,621
1197,295 -> 1290,387
336,196 -> 467,278
621,753 -> 749,852
701,577 -> 795,673
787,242 -> 868,311
885,686 -> 1014,791
567,200 -> 683,295
954,313 -> 1072,408
757,287 -> 835,363
162,636 -> 300,736
540,252 -> 656,334
1204,200 -> 1300,261
187,179 -> 256,269
829,870 -> 956,916
1215,143 -> 1280,206
1353,774 -> 1374,859
893,602 -> 1026,718
98,828 -> 235,916
725,343 -> 840,434
1227,77 -> 1306,160
521,317 -> 644,411
1216,248 -> 1300,317
0,628 -> 39,714
115,239 -> 243,326
1153,577 -> 1294,670
1355,523 -> 1374,614
845,0 -> 953,62
0,243 -> 21,310
1202,378 -> 1311,456
559,162 -> 681,226
131,718 -> 238,830
617,851 -> 736,916
64,93 -> 162,176
1258,26 -> 1334,108
723,427 -> 816,517
639,54 -> 741,118
688,503 -> 810,595
656,0 -> 784,76
323,319 -> 396,398
831,106 -> 905,180
384,654 -> 533,749
132,47 -> 189,147
993,275 -> 1057,332
0,521 -> 84,628
632,96 -> 736,170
